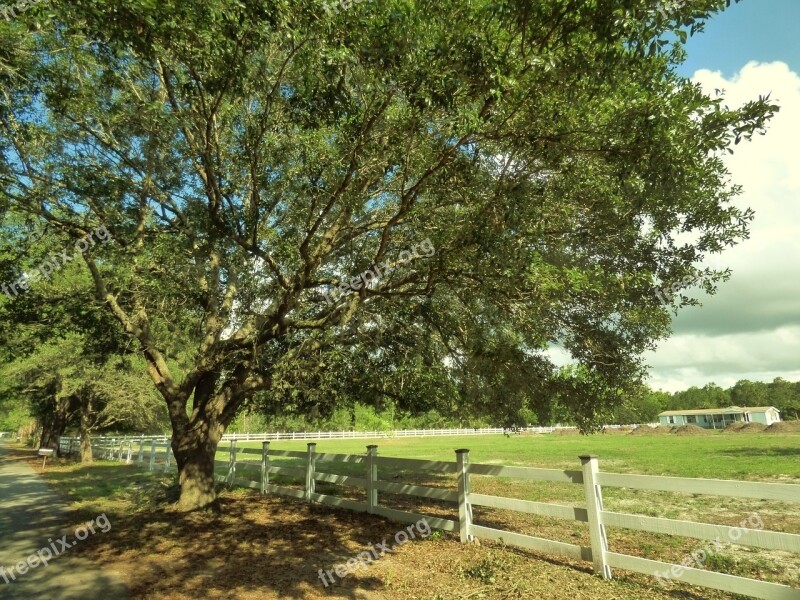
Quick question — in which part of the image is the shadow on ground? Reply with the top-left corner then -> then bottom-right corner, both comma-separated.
717,447 -> 800,458
33,457 -> 424,599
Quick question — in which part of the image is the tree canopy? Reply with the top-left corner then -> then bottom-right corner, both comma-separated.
0,0 -> 778,509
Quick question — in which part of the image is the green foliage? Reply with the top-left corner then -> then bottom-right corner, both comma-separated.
0,333 -> 169,436
229,400 -> 475,432
0,395 -> 28,431
0,0 -> 779,454
610,386 -> 670,424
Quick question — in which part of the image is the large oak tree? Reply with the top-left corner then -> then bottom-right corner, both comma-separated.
1,0 -> 777,509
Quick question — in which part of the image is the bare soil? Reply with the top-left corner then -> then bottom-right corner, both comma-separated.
672,424 -> 707,435
766,421 -> 800,433
629,425 -> 672,435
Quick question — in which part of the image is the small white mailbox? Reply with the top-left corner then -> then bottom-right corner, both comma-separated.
38,447 -> 55,470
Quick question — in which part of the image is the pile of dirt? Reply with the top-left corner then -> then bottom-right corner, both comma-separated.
740,422 -> 768,432
724,422 -> 768,433
724,422 -> 746,432
765,421 -> 800,433
671,424 -> 707,435
629,425 -> 671,435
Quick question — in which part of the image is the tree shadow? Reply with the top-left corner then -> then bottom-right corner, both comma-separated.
717,447 -> 800,458
52,461 -> 432,599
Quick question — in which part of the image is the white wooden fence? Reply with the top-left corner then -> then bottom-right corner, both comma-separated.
72,439 -> 800,600
57,423 -> 656,447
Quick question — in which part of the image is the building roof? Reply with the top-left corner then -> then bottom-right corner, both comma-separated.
658,406 -> 779,417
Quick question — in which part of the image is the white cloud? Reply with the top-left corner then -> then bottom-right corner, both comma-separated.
645,61 -> 800,392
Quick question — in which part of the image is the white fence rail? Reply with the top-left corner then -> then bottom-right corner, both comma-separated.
57,423 -> 657,447
70,438 -> 800,600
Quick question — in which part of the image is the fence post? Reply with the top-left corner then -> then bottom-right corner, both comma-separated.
366,445 -> 378,514
149,440 -> 156,471
456,449 -> 474,543
261,441 -> 270,494
306,443 -> 317,502
580,455 -> 611,579
164,442 -> 171,471
227,440 -> 237,487
126,441 -> 133,465
137,438 -> 145,466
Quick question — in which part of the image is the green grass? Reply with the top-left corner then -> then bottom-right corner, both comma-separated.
220,432 -> 800,534
222,431 -> 800,481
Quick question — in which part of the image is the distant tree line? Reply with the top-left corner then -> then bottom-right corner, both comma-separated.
607,378 -> 800,425
221,377 -> 800,433
6,374 -> 798,445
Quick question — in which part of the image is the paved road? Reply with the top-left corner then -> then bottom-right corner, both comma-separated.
0,440 -> 129,599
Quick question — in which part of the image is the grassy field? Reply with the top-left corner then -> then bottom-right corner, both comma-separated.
18,430 -> 800,599
223,429 -> 800,480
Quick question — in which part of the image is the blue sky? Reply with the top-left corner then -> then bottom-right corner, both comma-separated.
643,0 -> 800,392
678,0 -> 800,77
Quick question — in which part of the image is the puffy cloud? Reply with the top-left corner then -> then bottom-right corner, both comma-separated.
646,61 -> 800,391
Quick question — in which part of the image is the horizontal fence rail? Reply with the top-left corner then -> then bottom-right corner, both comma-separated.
61,437 -> 799,600
56,423 -> 659,448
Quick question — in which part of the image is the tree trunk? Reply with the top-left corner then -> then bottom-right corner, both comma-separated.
172,425 -> 223,511
164,370 -> 250,511
39,396 -> 72,452
80,398 -> 93,464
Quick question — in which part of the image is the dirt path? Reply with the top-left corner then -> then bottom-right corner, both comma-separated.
0,440 -> 129,599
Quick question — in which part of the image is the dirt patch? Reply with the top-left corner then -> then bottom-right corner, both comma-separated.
765,421 -> 800,433
725,422 -> 769,433
671,424 -> 707,435
629,425 -> 671,435
740,423 -> 768,432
